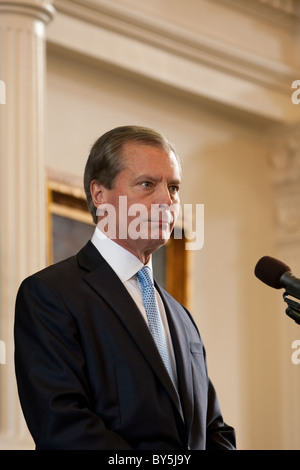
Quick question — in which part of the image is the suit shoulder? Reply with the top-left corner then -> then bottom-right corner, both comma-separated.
17,241 -> 99,294
19,255 -> 79,294
35,255 -> 77,279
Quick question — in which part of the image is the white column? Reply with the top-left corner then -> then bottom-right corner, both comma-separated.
0,0 -> 54,449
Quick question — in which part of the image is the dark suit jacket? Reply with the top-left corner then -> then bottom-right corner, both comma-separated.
14,241 -> 236,450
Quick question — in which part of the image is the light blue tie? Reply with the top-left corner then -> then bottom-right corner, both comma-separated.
137,266 -> 177,390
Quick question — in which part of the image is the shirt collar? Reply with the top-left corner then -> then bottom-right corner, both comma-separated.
91,227 -> 152,282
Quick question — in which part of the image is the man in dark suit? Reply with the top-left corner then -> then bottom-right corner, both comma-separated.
14,125 -> 236,450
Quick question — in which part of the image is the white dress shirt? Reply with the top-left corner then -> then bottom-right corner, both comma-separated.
91,227 -> 177,381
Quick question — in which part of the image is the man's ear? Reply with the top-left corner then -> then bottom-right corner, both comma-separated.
90,180 -> 107,208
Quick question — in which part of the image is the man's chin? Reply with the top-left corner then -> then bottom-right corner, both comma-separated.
138,238 -> 169,257
146,229 -> 171,249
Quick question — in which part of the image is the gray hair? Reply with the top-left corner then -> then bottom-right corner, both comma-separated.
84,125 -> 180,223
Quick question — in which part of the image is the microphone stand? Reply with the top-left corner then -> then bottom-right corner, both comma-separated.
283,292 -> 300,325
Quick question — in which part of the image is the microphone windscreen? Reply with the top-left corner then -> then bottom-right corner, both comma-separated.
254,256 -> 291,289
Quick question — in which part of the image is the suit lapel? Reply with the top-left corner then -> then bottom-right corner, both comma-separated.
155,283 -> 194,440
76,242 -> 183,417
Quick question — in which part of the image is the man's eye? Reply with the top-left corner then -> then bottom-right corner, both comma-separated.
169,186 -> 179,193
140,181 -> 152,188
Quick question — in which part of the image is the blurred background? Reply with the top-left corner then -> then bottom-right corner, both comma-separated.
1,0 -> 300,450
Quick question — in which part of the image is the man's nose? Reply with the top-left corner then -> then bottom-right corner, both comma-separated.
156,184 -> 173,206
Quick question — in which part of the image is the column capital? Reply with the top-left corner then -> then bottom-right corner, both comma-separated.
267,122 -> 300,246
268,122 -> 300,187
0,0 -> 55,24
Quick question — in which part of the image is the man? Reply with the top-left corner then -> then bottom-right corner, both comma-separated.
14,125 -> 236,450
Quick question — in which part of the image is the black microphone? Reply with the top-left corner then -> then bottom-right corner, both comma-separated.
255,255 -> 300,301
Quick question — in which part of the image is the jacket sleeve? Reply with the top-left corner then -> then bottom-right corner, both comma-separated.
14,275 -> 133,450
205,379 -> 236,450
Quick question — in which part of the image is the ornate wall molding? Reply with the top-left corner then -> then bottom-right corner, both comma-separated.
215,0 -> 299,27
268,123 -> 300,246
249,0 -> 298,17
53,0 -> 297,91
47,0 -> 299,125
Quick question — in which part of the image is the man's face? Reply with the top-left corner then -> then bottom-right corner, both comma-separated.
92,141 -> 181,261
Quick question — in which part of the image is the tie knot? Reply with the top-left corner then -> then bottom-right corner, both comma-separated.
137,266 -> 153,288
